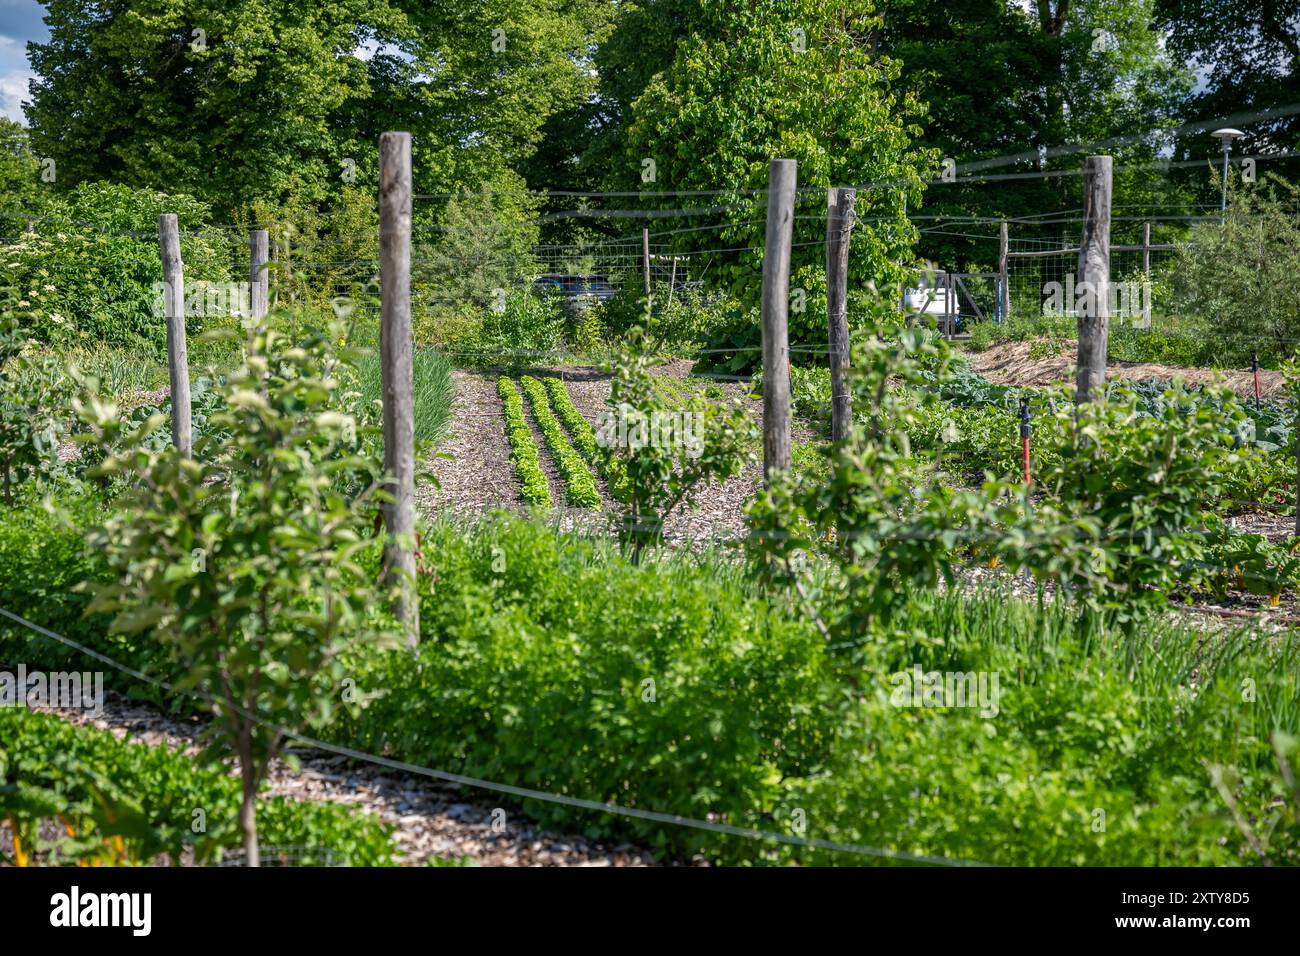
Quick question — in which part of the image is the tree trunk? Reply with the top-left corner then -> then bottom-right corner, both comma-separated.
240,769 -> 259,867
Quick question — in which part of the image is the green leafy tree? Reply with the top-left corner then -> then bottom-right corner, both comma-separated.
26,0 -> 414,213
1156,0 -> 1300,166
599,325 -> 754,559
0,119 -> 46,237
1175,174 -> 1300,359
76,322 -> 399,865
623,0 -> 932,309
879,0 -> 1192,270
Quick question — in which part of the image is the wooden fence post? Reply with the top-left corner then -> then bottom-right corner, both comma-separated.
157,213 -> 191,457
1075,155 -> 1112,403
826,186 -> 856,443
761,158 -> 797,478
249,228 -> 269,321
1140,221 -> 1152,327
998,220 -> 1009,322
642,227 -> 652,301
379,131 -> 419,647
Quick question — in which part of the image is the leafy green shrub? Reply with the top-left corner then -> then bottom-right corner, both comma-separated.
336,514 -> 835,858
4,503 -> 1299,865
75,321 -> 400,865
520,376 -> 600,508
601,328 -> 754,558
441,289 -> 565,366
497,377 -> 552,507
0,311 -> 67,505
0,706 -> 394,866
0,489 -> 116,666
2,182 -> 231,349
1024,381 -> 1247,614
1176,175 -> 1300,364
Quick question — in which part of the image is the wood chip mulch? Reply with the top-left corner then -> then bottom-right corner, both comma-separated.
966,340 -> 1287,399
24,688 -> 692,867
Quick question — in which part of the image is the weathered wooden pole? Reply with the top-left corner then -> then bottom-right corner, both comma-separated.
1140,221 -> 1152,327
379,131 -> 419,647
998,220 -> 1010,322
642,227 -> 652,301
826,187 -> 856,443
761,158 -> 796,478
157,213 -> 191,456
1075,155 -> 1112,403
249,228 -> 269,320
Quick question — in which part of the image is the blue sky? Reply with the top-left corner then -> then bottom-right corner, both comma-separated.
0,0 -> 46,122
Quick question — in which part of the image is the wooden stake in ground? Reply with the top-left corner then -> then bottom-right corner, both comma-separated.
998,220 -> 1009,322
378,131 -> 419,647
1140,221 -> 1152,327
157,213 -> 191,457
1075,155 -> 1112,403
642,227 -> 652,302
249,228 -> 269,321
825,187 -> 856,443
761,158 -> 796,478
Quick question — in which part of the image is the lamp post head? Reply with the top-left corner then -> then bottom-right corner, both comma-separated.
1211,128 -> 1244,148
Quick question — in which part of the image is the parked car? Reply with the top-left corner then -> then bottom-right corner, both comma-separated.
532,274 -> 617,311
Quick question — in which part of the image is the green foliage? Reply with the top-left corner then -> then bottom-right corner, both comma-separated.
1176,176 -> 1300,363
4,505 -> 1300,865
74,321 -> 400,864
520,376 -> 600,508
1021,381 -> 1246,614
413,182 -> 541,325
497,377 -> 553,507
623,0 -> 929,306
439,290 -> 565,366
0,310 -> 68,505
0,706 -> 394,866
0,489 -> 115,665
27,0 -> 608,217
2,182 -> 231,349
747,315 -> 1009,631
339,514 -> 836,859
600,328 -> 755,557
347,347 -> 453,451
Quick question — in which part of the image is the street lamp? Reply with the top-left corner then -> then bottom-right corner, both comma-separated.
1210,128 -> 1244,224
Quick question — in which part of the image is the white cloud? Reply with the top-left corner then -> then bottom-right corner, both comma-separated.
0,69 -> 33,123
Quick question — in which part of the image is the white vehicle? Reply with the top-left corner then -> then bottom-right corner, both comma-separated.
902,285 -> 959,318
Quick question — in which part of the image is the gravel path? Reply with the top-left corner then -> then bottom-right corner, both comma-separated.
25,686 -> 684,867
420,369 -> 520,517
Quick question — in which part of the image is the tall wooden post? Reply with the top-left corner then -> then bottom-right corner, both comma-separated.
1075,155 -> 1112,403
761,158 -> 796,478
157,213 -> 191,457
826,187 -> 856,443
379,131 -> 419,647
249,228 -> 269,320
642,227 -> 652,301
1140,221 -> 1152,327
998,220 -> 1010,322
